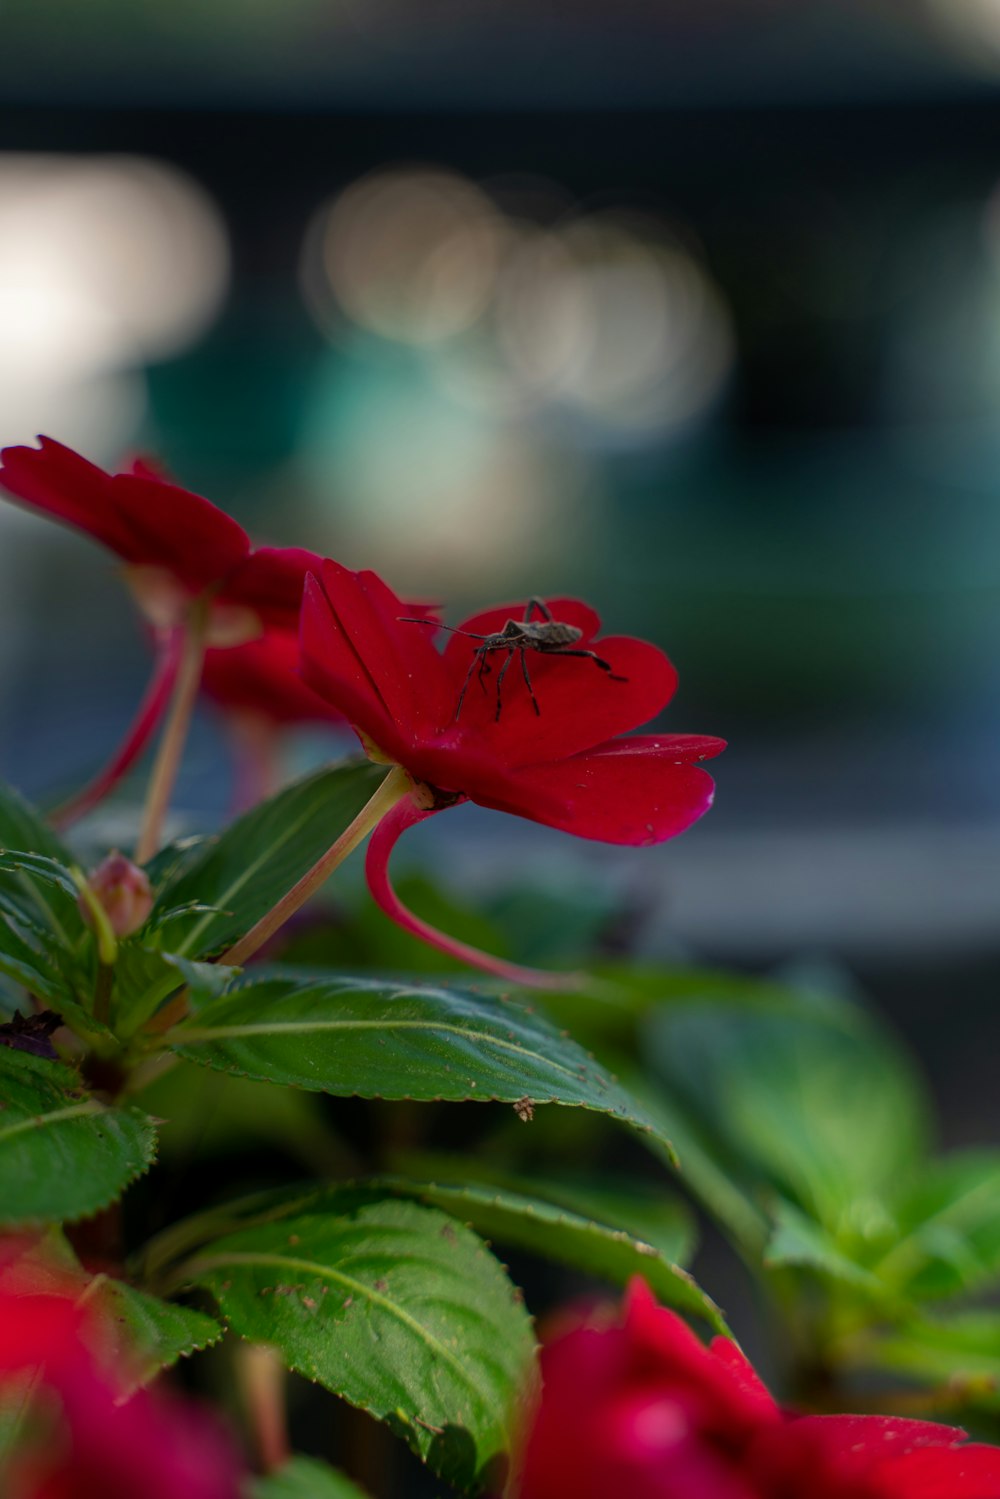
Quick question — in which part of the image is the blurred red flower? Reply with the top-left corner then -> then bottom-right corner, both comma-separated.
0,1242 -> 242,1499
201,629 -> 347,729
0,437 -> 316,639
517,1280 -> 1000,1499
201,629 -> 350,810
0,437 -> 321,825
301,560 -> 724,981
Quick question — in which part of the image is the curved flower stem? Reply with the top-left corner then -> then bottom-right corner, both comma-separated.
218,764 -> 412,968
135,602 -> 210,867
365,797 -> 589,991
50,630 -> 183,830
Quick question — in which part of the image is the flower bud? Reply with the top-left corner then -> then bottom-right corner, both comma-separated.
79,852 -> 154,939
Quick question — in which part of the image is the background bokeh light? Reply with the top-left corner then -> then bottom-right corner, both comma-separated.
0,154 -> 229,453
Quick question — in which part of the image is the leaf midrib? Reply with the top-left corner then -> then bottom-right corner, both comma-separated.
174,1016 -> 586,1086
191,1248 -> 500,1420
0,1098 -> 104,1143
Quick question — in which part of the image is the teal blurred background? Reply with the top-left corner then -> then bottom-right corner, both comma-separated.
1,0 -> 999,1126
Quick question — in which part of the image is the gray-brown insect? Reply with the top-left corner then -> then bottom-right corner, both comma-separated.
400,596 -> 627,721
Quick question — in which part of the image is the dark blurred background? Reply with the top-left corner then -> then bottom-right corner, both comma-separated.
1,0 -> 999,1135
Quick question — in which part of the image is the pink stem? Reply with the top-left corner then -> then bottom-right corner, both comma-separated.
364,796 -> 585,991
51,631 -> 183,830
227,715 -> 282,816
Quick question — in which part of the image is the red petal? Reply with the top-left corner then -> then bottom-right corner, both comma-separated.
219,546 -> 322,631
0,438 -> 250,591
50,631 -> 183,829
128,455 -> 171,482
300,574 -> 398,753
1,437 -> 137,557
442,633 -> 679,766
202,629 -> 345,727
485,735 -> 723,844
789,1415 -> 969,1465
106,471 -> 249,591
365,797 -> 586,989
881,1443 -> 1000,1497
626,1280 -> 779,1434
299,561 -> 452,758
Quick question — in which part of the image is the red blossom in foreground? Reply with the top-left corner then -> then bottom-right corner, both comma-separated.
0,436 -> 322,824
516,1280 -> 1000,1499
301,560 -> 725,982
0,1244 -> 243,1499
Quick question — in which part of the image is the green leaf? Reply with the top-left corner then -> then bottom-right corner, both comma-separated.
0,785 -> 88,992
0,1048 -> 157,1226
143,834 -> 214,891
181,1187 -> 535,1491
643,996 -> 929,1237
764,1198 -> 888,1294
113,943 -> 239,1034
0,1235 -> 220,1387
881,1151 -> 1000,1301
277,871 -> 514,977
864,1310 -> 1000,1404
0,914 -> 72,1006
540,962 -> 811,1046
247,1456 -> 370,1499
150,762 -> 389,958
170,971 -> 667,1148
394,1152 -> 696,1267
0,851 -> 81,901
0,781 -> 75,864
137,1060 -> 349,1176
378,1176 -> 726,1332
621,1065 -> 771,1256
98,1279 -> 223,1386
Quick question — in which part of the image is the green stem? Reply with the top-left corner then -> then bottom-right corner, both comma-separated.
92,963 -> 114,1025
219,765 -> 411,968
135,600 -> 210,867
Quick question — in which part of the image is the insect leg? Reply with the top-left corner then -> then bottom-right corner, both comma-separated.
520,649 -> 541,716
494,649 -> 516,721
553,648 -> 628,682
455,648 -> 487,719
524,596 -> 554,622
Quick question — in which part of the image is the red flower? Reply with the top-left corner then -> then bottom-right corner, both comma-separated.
0,437 -> 316,638
300,560 -> 724,982
0,437 -> 322,825
201,629 -> 348,729
0,1242 -> 243,1499
201,629 -> 351,811
516,1281 -> 1000,1499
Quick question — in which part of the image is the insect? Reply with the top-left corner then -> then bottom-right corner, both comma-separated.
400,596 -> 628,722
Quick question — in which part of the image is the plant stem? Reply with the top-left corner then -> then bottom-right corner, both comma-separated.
219,764 -> 411,968
93,963 -> 114,1026
237,1344 -> 289,1473
135,601 -> 210,866
50,629 -> 182,830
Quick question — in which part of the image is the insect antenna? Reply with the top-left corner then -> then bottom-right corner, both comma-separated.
398,618 -> 491,641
